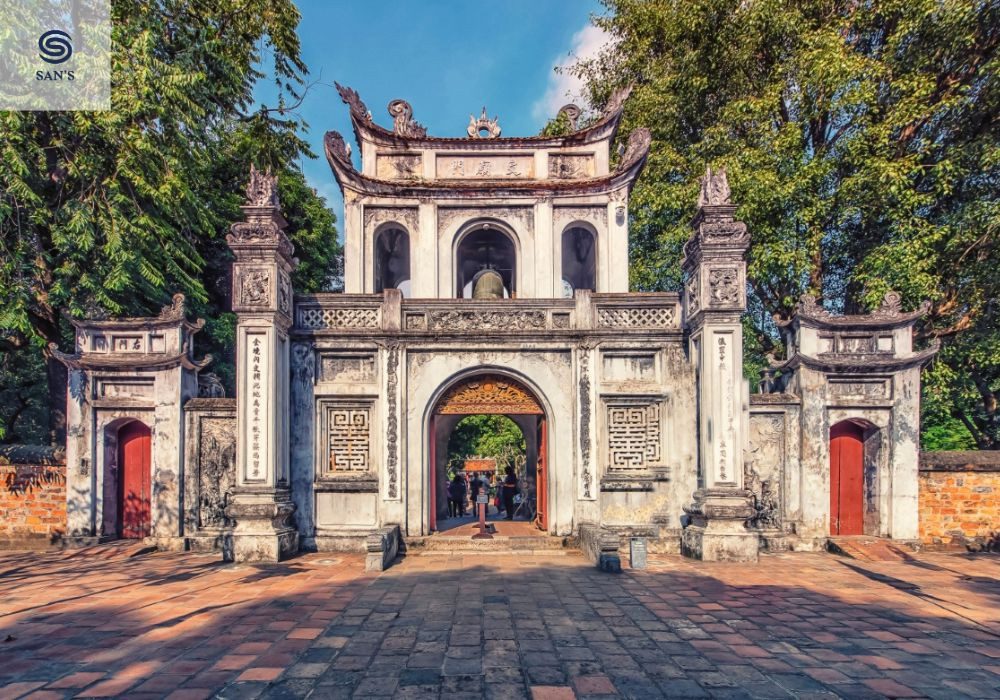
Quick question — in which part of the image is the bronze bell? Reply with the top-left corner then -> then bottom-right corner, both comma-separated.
472,270 -> 505,299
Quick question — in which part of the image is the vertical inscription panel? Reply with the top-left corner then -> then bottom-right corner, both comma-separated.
712,330 -> 736,486
243,330 -> 270,483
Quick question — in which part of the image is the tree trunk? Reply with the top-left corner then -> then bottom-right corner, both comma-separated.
46,355 -> 67,447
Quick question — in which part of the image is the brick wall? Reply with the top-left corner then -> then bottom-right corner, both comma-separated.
919,451 -> 1000,550
0,446 -> 66,548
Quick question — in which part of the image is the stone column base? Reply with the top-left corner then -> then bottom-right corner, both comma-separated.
224,488 -> 298,563
681,488 -> 759,562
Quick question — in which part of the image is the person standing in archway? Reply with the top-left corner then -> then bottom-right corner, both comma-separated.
502,466 -> 518,521
448,474 -> 467,517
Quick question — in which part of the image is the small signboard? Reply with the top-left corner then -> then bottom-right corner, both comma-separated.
476,494 -> 489,505
630,537 -> 648,569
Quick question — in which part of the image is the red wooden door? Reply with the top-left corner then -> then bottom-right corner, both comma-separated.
535,417 -> 548,531
830,422 -> 864,536
119,422 -> 151,539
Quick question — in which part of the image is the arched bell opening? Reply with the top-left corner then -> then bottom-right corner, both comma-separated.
374,226 -> 411,297
455,226 -> 516,298
561,225 -> 596,297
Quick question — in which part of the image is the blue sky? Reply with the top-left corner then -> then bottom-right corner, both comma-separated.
258,0 -> 607,223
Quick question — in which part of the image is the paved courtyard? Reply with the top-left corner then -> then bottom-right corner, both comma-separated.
0,547 -> 998,699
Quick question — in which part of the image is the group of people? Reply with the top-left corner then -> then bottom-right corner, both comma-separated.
446,466 -> 520,520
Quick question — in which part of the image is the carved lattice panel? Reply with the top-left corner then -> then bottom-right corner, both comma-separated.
597,307 -> 676,329
606,402 -> 662,471
326,406 -> 371,472
298,307 -> 379,330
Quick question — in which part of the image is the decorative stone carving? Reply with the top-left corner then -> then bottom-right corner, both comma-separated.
467,106 -> 501,138
240,269 -> 270,306
554,207 -> 607,231
292,343 -> 315,385
364,206 -> 418,233
376,154 -> 421,180
596,306 -> 676,329
327,405 -> 372,472
579,346 -> 593,499
278,272 -> 291,315
556,104 -> 581,130
744,462 -> 780,530
698,166 -> 732,207
198,373 -> 225,398
685,272 -> 700,315
245,163 -> 280,208
829,378 -> 890,398
548,154 -> 593,179
297,307 -> 379,330
335,82 -> 372,122
708,267 -> 740,306
158,293 -> 188,321
606,402 -> 661,471
198,417 -> 236,527
319,354 -> 375,383
437,206 -> 533,234
436,375 -> 542,415
228,222 -> 281,245
428,310 -> 546,331
385,344 -> 399,499
387,99 -> 427,138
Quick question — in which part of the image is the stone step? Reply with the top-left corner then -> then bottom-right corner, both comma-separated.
404,534 -> 575,555
827,537 -> 914,562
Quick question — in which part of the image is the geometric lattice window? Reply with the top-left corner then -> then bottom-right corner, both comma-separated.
606,401 -> 662,471
322,402 -> 373,474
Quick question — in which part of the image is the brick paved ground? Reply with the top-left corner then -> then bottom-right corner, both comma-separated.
0,547 -> 998,699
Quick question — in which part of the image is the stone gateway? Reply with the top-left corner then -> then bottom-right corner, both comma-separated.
56,86 -> 937,563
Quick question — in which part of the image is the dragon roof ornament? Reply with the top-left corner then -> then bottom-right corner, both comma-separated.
335,82 -> 372,122
387,99 -> 427,138
468,107 -> 501,138
603,84 -> 634,118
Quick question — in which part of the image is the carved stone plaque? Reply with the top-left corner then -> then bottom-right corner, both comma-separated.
548,153 -> 594,179
198,417 -> 236,528
319,354 -> 376,383
829,378 -> 890,399
375,153 -> 422,180
437,155 -> 533,179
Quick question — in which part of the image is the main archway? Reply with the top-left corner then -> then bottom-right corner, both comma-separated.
428,374 -> 548,532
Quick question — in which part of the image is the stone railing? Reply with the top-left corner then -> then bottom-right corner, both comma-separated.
294,290 -> 681,335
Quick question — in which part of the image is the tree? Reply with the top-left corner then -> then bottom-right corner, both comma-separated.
0,0 -> 340,443
570,0 -> 1000,447
446,415 -> 527,474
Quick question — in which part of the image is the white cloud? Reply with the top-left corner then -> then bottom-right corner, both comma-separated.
532,23 -> 611,125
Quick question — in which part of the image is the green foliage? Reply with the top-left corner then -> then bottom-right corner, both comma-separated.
446,415 -> 526,474
0,0 -> 341,440
573,0 -> 1000,448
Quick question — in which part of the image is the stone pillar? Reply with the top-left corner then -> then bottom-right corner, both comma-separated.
225,165 -> 298,562
680,167 -> 758,562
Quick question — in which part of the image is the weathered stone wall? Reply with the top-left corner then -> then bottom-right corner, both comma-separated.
919,451 -> 1000,550
0,446 -> 66,548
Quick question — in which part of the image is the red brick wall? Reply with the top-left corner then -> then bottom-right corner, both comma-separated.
919,452 -> 1000,550
0,464 -> 66,547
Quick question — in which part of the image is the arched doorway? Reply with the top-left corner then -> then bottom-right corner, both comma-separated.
429,374 -> 547,532
118,421 -> 151,539
830,421 -> 865,536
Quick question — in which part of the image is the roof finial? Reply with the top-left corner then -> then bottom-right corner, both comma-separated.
697,166 -> 731,207
467,107 -> 501,138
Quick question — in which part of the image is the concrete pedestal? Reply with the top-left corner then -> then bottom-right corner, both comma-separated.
682,488 -> 759,562
225,488 -> 298,563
